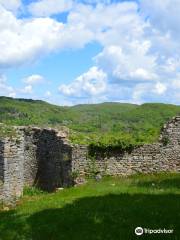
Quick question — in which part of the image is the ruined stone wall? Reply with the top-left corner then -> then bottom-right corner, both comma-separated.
160,116 -> 180,145
0,127 -> 73,205
0,116 -> 180,205
72,117 -> 180,176
33,128 -> 72,191
0,140 -> 4,203
0,133 -> 25,205
72,144 -> 180,176
23,127 -> 73,191
23,127 -> 39,186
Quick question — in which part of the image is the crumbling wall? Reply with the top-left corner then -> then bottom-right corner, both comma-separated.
34,128 -> 72,191
23,127 -> 39,186
160,116 -> 180,145
0,127 -> 73,205
72,117 -> 180,176
0,116 -> 180,205
1,134 -> 24,206
0,140 -> 4,203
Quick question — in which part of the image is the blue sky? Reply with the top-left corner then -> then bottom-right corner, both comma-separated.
0,0 -> 180,105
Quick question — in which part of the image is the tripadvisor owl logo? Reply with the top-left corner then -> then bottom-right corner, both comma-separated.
134,227 -> 174,235
135,227 -> 143,236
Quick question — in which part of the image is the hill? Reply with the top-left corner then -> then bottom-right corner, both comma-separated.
0,96 -> 180,147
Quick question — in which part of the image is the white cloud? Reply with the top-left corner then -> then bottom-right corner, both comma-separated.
0,74 -> 16,97
0,74 -> 6,84
153,82 -> 167,95
172,74 -> 180,89
23,74 -> 44,85
59,66 -> 107,98
28,0 -> 73,17
140,0 -> 180,37
45,90 -> 52,97
95,44 -> 157,82
0,0 -> 21,12
1,0 -> 180,104
0,5 -> 93,69
9,92 -> 16,98
79,0 -> 111,4
20,85 -> 33,94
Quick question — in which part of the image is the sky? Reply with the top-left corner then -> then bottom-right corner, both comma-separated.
0,0 -> 180,106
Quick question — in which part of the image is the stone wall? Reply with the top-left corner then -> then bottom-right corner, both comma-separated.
0,134 -> 24,206
72,144 -> 180,176
160,116 -> 180,145
0,140 -> 4,203
32,128 -> 72,191
72,117 -> 180,176
0,116 -> 180,205
0,127 -> 73,205
23,127 -> 73,191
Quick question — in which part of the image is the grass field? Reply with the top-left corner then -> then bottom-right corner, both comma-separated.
0,173 -> 180,240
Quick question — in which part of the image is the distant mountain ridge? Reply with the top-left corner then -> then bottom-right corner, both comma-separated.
0,96 -> 180,145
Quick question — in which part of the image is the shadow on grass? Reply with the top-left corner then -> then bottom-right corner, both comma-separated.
0,193 -> 180,240
136,176 -> 180,190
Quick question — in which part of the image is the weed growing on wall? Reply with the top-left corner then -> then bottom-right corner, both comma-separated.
86,156 -> 100,178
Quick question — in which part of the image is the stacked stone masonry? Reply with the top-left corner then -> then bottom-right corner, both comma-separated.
72,116 -> 180,176
0,116 -> 180,205
0,127 -> 72,205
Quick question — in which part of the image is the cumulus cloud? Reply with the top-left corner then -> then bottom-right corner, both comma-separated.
153,82 -> 167,95
58,1 -> 180,103
0,74 -> 16,97
0,0 -> 21,12
0,5 -> 93,69
23,74 -> 45,85
140,0 -> 180,37
79,0 -> 111,4
59,66 -> 107,98
95,44 -> 158,82
20,85 -> 33,94
1,0 -> 180,104
28,0 -> 73,17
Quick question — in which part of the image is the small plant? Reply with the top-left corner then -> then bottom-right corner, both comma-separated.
70,170 -> 80,180
162,136 -> 170,146
87,156 -> 99,178
63,153 -> 70,161
23,186 -> 45,196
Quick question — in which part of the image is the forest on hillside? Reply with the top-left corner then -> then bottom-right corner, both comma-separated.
0,96 -> 180,151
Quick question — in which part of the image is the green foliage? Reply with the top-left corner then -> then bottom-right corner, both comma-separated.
23,186 -> 45,196
0,97 -> 180,148
162,136 -> 170,146
70,170 -> 80,180
86,156 -> 100,177
0,124 -> 17,139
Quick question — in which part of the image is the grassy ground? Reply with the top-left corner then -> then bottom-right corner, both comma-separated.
0,173 -> 180,240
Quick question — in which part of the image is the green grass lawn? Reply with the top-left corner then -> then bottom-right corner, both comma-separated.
0,173 -> 180,240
